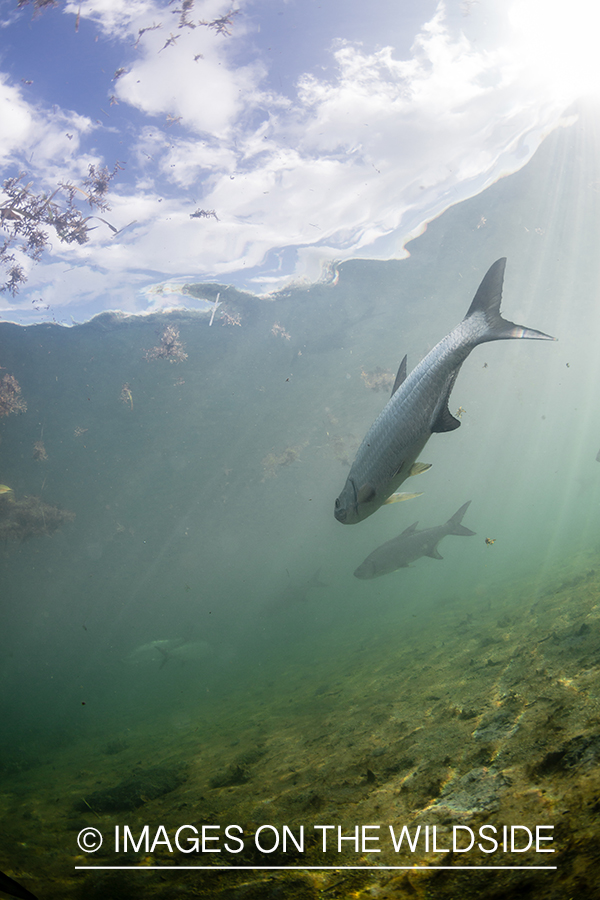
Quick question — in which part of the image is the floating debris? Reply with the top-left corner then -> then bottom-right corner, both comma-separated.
144,324 -> 188,362
119,383 -> 133,409
0,493 -> 75,542
32,440 -> 47,461
262,443 -> 307,479
208,292 -> 221,326
271,322 -> 291,340
190,208 -> 219,221
360,366 -> 394,392
0,373 -> 27,417
221,310 -> 242,327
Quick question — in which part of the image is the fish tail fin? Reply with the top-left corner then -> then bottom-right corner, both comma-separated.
156,647 -> 171,669
464,258 -> 555,343
447,500 -> 476,536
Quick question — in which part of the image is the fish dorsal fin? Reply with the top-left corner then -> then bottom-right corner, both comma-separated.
391,355 -> 408,396
431,371 -> 461,434
409,461 -> 431,476
425,547 -> 444,559
357,483 -> 376,504
401,521 -> 419,535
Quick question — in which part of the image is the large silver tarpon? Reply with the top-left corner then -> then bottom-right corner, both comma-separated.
334,259 -> 555,524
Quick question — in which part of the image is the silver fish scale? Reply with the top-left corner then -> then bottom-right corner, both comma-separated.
334,258 -> 554,524
352,322 -> 475,488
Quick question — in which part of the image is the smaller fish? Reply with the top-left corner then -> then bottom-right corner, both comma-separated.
596,447 -> 600,462
354,500 -> 475,579
0,484 -> 14,497
0,869 -> 39,900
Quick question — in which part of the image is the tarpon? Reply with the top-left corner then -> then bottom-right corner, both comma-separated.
126,638 -> 212,668
354,500 -> 475,579
334,258 -> 555,524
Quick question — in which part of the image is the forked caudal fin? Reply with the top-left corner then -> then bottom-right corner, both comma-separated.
465,258 -> 555,343
446,500 -> 476,536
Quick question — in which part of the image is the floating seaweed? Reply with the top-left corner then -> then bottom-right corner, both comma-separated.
360,366 -> 395,392
261,442 -> 307,479
0,373 -> 27,417
32,439 -> 47,460
144,324 -> 188,363
119,383 -> 133,409
0,493 -> 75,542
271,322 -> 291,340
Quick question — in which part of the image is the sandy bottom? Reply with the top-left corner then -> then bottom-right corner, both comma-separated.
2,552 -> 600,899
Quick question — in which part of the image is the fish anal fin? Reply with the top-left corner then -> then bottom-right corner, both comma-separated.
431,370 -> 461,434
357,483 -> 377,504
391,355 -> 408,396
426,548 -> 444,560
431,405 -> 461,433
409,461 -> 431,476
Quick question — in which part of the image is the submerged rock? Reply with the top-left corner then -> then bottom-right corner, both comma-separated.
73,764 -> 186,813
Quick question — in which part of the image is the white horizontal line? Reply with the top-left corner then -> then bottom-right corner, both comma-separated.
74,865 -> 557,871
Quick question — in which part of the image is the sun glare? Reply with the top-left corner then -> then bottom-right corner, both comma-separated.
509,0 -> 600,104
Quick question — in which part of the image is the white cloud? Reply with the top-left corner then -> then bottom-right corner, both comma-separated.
2,0 -> 597,322
63,0 -> 162,35
0,76 -> 36,163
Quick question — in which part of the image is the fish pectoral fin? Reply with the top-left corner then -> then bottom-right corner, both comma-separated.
409,461 -> 431,476
383,491 -> 423,505
426,548 -> 444,559
357,483 -> 377,504
391,354 -> 408,396
431,403 -> 461,433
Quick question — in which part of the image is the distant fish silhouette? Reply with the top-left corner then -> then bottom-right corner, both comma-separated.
596,447 -> 600,462
0,870 -> 38,900
354,501 -> 475,579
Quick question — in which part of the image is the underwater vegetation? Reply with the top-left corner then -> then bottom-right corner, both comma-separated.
261,443 -> 307,479
0,373 -> 26,417
360,366 -> 395,392
31,440 -> 47,461
144,325 -> 188,363
0,493 -> 74,542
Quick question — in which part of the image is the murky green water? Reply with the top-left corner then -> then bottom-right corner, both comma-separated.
2,107 -> 600,899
